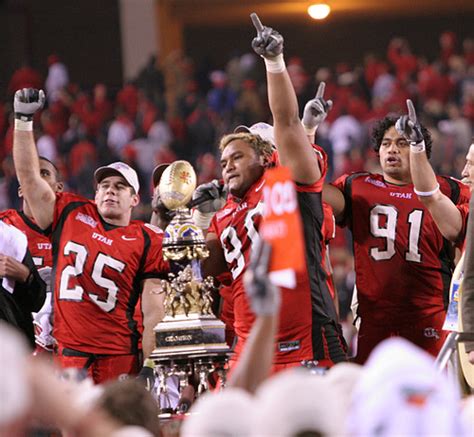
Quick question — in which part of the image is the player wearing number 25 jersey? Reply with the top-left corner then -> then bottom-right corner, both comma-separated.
328,117 -> 470,363
52,191 -> 168,356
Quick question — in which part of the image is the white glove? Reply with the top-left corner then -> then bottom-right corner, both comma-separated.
302,82 -> 333,137
14,88 -> 45,121
244,240 -> 280,316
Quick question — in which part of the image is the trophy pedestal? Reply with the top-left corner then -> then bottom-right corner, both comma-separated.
151,314 -> 230,359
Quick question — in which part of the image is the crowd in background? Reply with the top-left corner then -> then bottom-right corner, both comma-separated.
1,30 -> 473,320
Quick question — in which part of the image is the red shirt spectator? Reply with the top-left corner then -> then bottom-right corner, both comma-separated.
117,84 -> 139,119
8,64 -> 42,96
387,38 -> 418,82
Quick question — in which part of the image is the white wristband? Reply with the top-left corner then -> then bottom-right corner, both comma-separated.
14,118 -> 33,131
263,54 -> 286,73
192,210 -> 214,230
410,140 -> 426,153
414,183 -> 440,197
302,121 -> 317,137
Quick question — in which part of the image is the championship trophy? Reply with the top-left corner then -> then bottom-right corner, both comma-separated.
150,161 -> 230,412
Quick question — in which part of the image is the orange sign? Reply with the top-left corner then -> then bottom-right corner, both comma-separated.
260,166 -> 306,289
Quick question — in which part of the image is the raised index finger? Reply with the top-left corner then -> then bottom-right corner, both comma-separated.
250,12 -> 264,35
316,82 -> 326,99
406,99 -> 417,123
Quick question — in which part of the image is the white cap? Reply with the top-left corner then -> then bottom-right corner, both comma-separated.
347,337 -> 466,436
253,368 -> 344,437
180,388 -> 255,437
94,162 -> 140,194
234,122 -> 275,146
0,322 -> 31,425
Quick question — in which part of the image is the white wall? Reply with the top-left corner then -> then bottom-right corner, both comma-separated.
119,0 -> 158,81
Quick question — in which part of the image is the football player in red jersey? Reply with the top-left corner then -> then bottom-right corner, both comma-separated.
13,88 -> 169,383
0,156 -> 63,354
325,101 -> 470,363
193,15 -> 347,372
401,100 -> 474,364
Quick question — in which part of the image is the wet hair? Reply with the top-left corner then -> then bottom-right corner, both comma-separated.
96,379 -> 160,436
39,156 -> 61,180
372,116 -> 433,159
219,132 -> 274,163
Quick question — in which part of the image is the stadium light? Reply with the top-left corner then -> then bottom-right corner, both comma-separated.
307,3 -> 331,20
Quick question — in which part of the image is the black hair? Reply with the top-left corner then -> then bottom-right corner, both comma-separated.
372,116 -> 433,159
38,156 -> 61,178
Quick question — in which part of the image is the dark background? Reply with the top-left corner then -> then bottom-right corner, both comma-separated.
1,0 -> 473,98
0,0 -> 123,97
184,12 -> 474,72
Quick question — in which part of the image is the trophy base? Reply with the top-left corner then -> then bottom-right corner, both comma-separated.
150,315 -> 231,360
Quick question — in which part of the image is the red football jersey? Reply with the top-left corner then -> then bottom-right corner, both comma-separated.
51,192 -> 169,354
0,209 -> 52,268
332,173 -> 470,323
209,146 -> 343,364
0,209 -> 55,350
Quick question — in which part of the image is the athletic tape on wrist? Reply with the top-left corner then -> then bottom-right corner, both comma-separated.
14,118 -> 33,131
264,54 -> 286,73
414,183 -> 440,197
410,140 -> 426,153
192,210 -> 214,230
302,121 -> 317,136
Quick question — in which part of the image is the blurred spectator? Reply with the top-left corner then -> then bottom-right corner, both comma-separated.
107,109 -> 135,157
328,109 -> 363,176
45,54 -> 69,104
234,79 -> 265,126
207,70 -> 237,118
387,37 -> 418,82
7,61 -> 42,97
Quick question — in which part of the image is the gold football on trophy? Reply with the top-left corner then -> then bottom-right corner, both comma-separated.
159,160 -> 197,210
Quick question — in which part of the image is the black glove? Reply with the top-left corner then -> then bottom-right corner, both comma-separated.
14,88 -> 45,121
244,240 -> 280,316
250,13 -> 284,58
192,180 -> 227,214
395,99 -> 424,145
137,359 -> 156,392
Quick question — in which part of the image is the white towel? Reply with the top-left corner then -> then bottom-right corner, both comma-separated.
0,221 -> 28,294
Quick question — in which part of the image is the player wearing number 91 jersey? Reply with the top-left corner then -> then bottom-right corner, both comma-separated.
51,191 -> 169,356
328,117 -> 470,363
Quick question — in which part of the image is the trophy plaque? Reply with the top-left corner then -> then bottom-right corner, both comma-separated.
150,160 -> 230,410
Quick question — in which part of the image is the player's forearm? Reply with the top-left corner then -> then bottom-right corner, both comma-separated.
410,149 -> 439,192
228,315 -> 277,393
462,195 -> 474,352
13,130 -> 55,228
13,130 -> 40,186
267,69 -> 299,127
268,71 -> 321,184
322,184 -> 346,221
418,192 -> 463,241
141,279 -> 165,358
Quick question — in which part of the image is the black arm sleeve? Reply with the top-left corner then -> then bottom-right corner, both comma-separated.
16,250 -> 47,313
